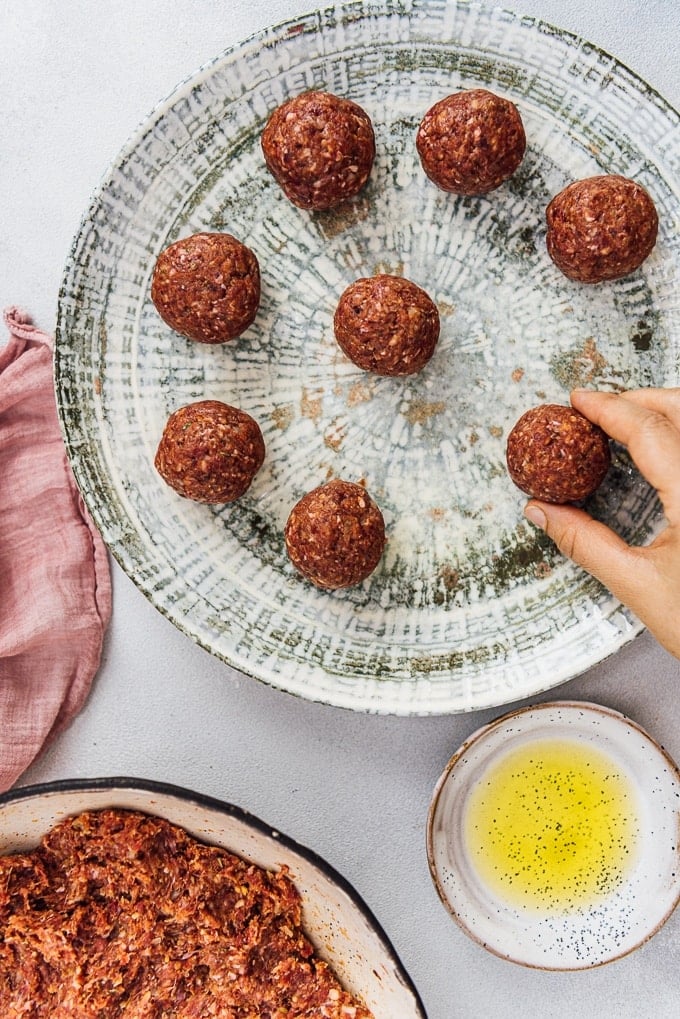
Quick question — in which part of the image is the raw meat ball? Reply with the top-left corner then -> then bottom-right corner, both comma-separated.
333,274 -> 440,376
416,88 -> 526,195
151,232 -> 260,343
506,403 -> 611,503
284,479 -> 386,589
155,400 -> 265,503
545,175 -> 658,283
261,90 -> 375,211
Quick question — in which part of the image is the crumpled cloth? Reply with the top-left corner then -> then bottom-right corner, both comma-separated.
0,306 -> 112,790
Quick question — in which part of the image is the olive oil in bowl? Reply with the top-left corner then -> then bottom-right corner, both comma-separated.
427,702 -> 680,968
463,739 -> 640,913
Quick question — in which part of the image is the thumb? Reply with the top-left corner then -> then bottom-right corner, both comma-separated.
523,501 -> 655,607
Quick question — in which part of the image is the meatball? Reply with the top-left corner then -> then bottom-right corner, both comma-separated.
284,479 -> 386,590
333,274 -> 440,376
546,175 -> 658,283
506,404 -> 611,504
261,90 -> 375,211
155,400 -> 265,503
151,232 -> 260,343
416,88 -> 526,195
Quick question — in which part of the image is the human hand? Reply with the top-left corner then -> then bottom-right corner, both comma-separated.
523,387 -> 680,660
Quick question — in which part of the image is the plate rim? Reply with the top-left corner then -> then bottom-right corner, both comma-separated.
54,0 -> 679,715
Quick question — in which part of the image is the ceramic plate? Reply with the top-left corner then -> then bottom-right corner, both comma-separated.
427,701 -> 680,969
0,778 -> 425,1017
55,0 -> 680,714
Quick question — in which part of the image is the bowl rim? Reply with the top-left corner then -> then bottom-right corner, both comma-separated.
426,699 -> 680,970
0,775 -> 426,1016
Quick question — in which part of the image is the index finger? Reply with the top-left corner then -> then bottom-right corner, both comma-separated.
570,388 -> 680,524
617,387 -> 680,432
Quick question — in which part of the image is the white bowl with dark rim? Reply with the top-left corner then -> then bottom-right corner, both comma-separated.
427,701 -> 680,970
0,777 -> 425,1017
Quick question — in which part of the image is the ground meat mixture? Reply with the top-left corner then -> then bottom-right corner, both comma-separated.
333,274 -> 440,376
545,175 -> 658,283
155,400 -> 265,503
506,403 -> 611,504
416,88 -> 526,195
0,808 -> 374,1019
285,480 -> 386,590
261,91 -> 375,211
151,232 -> 260,343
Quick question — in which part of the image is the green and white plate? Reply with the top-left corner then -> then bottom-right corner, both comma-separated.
56,0 -> 680,714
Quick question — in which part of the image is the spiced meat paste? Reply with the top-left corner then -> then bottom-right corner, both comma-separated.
0,808 -> 374,1018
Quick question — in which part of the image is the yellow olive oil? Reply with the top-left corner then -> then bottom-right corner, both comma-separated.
464,739 -> 639,913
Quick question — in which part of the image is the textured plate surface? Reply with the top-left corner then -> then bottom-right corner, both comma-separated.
427,702 -> 680,969
0,778 -> 425,1016
55,0 -> 680,714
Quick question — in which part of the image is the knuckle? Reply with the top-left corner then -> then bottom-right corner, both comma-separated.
638,409 -> 676,445
551,521 -> 583,562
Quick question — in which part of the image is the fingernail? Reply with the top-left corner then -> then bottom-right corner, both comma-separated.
524,504 -> 547,529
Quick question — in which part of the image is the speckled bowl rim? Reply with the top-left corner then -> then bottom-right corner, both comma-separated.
426,700 -> 680,970
0,776 -> 426,1016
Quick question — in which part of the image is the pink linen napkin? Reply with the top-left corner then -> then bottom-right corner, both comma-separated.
0,306 -> 112,790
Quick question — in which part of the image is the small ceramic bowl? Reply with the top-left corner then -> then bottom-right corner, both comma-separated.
0,777 -> 425,1017
427,701 -> 680,969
